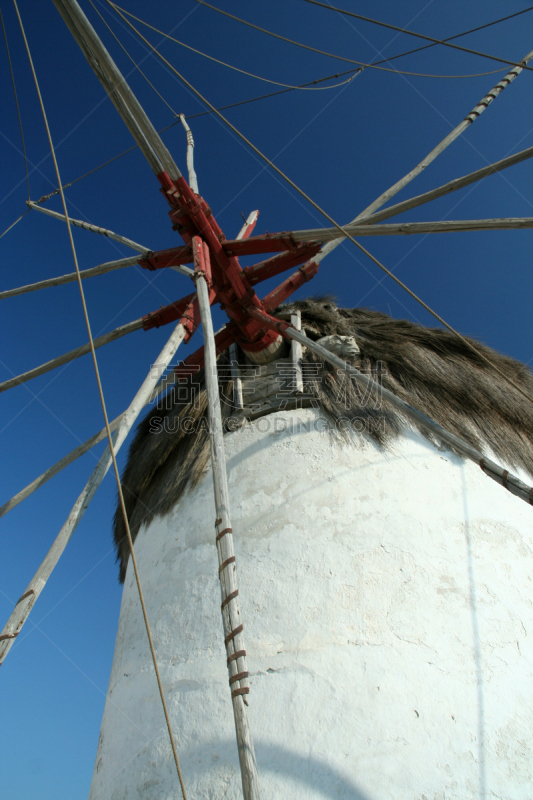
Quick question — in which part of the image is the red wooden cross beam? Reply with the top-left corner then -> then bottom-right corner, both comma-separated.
136,168 -> 322,372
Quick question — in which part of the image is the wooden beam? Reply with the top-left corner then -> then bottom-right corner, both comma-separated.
52,0 -> 181,181
290,311 -> 304,394
27,201 -> 149,253
0,329 -> 227,520
229,343 -> 244,411
248,307 -> 533,507
206,146 -> 533,257
179,114 -> 198,194
0,322 -> 187,666
314,49 -> 533,264
358,146 -> 533,227
0,255 -> 139,300
195,265 -> 261,800
236,210 -> 259,241
357,48 -> 533,220
0,318 -> 143,394
222,233 -> 297,256
291,217 -> 533,242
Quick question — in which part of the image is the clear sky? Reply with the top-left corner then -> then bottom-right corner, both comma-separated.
1,1 -> 533,797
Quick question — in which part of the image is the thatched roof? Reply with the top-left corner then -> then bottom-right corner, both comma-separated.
113,298 -> 533,582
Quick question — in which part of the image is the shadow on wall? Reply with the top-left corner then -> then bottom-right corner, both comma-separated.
188,738 -> 372,799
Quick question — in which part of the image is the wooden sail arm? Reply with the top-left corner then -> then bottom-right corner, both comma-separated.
0,293 -> 201,393
0,321 -> 187,667
357,145 -> 533,228
0,255 -> 139,300
244,306 -> 533,508
26,201 -> 150,253
329,43 -> 533,254
0,327 -> 226,521
289,218 -> 533,242
52,0 -> 181,184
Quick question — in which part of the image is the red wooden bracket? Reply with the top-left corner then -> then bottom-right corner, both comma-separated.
192,236 -> 212,283
262,260 -> 319,310
139,245 -> 192,271
146,170 -> 321,357
142,293 -> 195,331
244,243 -> 321,287
236,211 -> 259,241
174,322 -> 240,377
222,233 -> 299,257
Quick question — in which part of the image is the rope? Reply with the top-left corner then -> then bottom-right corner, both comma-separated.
191,0 -> 507,79
110,3 -> 360,89
31,3 -> 533,207
87,0 -> 179,116
0,208 -> 30,239
1,7 -> 30,199
300,0 -> 533,73
32,67 -> 364,206
377,5 -> 533,67
12,3 -> 188,797
109,2 -> 533,407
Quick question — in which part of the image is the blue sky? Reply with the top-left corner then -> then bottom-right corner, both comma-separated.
1,1 -> 533,796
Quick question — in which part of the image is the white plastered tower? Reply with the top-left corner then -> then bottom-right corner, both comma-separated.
90,394 -> 533,800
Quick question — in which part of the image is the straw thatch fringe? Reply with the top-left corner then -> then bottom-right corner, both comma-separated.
114,298 -> 533,581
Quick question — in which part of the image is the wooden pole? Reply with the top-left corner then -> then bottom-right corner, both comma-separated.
195,262 -> 261,800
229,343 -> 244,411
0,322 -> 186,666
291,217 -> 533,242
356,145 -> 533,228
290,311 -> 304,393
279,323 -> 533,507
0,323 -> 232,519
314,49 -> 533,263
221,147 -> 533,250
357,48 -> 533,219
227,209 -> 258,412
236,211 -> 259,241
0,254 -> 139,300
27,201 -> 150,253
179,115 -> 199,194
0,317 -> 144,394
51,0 -> 181,181
0,414 -> 123,518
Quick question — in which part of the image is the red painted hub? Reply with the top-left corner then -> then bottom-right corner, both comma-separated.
136,170 -> 321,374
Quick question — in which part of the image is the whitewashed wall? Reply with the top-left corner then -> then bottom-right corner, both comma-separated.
89,409 -> 533,799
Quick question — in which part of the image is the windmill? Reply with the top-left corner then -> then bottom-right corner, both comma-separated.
1,1 -> 527,800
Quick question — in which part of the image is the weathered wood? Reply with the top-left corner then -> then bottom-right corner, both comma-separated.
0,255 -> 139,300
236,142 -> 533,247
229,343 -> 244,411
291,217 -> 533,242
0,323 -> 229,519
357,48 -> 533,220
179,115 -> 198,194
236,210 -> 259,241
290,311 -> 304,393
283,324 -> 533,506
359,146 -> 533,227
52,0 -> 181,180
196,267 -> 261,800
0,322 -> 187,666
314,50 -> 533,263
27,202 -> 149,253
0,318 -> 144,394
